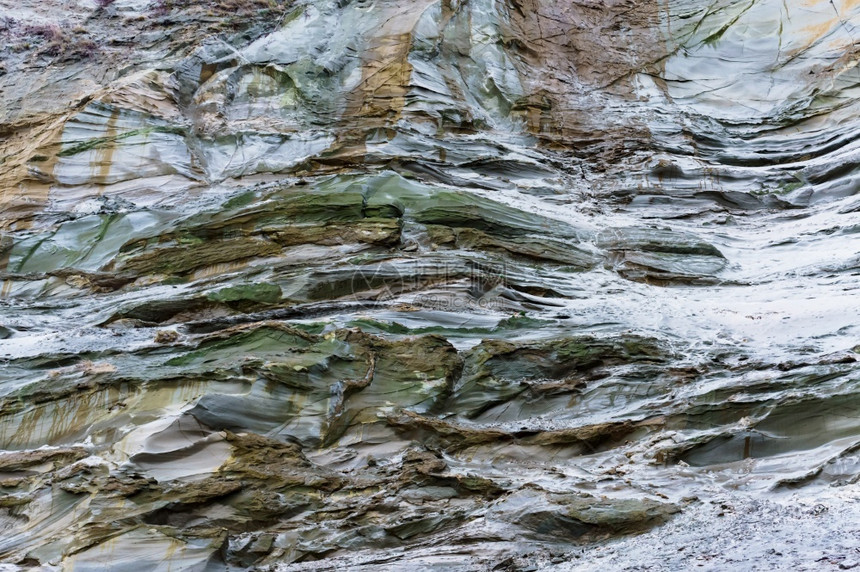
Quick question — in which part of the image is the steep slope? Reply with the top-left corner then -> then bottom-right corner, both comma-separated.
1,0 -> 859,569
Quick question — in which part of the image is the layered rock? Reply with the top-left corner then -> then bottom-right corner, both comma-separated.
1,0 -> 860,569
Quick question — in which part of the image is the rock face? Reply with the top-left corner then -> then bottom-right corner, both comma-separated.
1,0 -> 860,569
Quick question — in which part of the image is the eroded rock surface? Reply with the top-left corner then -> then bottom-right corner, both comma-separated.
1,0 -> 859,569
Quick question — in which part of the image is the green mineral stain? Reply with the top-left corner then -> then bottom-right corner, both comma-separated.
207,283 -> 282,304
164,326 -> 314,368
57,125 -> 186,157
222,191 -> 258,211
